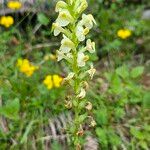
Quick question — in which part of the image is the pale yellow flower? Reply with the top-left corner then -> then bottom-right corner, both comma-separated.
56,50 -> 64,61
60,35 -> 75,53
52,23 -> 65,36
81,14 -> 96,29
77,52 -> 89,67
56,10 -> 73,27
76,24 -> 89,41
86,39 -> 95,53
63,72 -> 75,81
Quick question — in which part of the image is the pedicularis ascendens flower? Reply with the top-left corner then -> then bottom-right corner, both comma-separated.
52,0 -> 96,148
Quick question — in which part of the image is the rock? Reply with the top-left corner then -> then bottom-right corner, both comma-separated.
142,9 -> 150,20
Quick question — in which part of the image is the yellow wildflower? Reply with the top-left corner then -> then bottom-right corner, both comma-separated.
43,74 -> 63,90
44,54 -> 57,61
17,59 -> 38,77
43,75 -> 53,90
0,16 -> 14,28
7,1 -> 22,10
53,74 -> 63,87
117,29 -> 132,39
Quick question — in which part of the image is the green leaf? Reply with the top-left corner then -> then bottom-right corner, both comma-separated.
0,98 -> 20,120
108,129 -> 121,146
96,128 -> 108,147
116,65 -> 129,79
78,114 -> 87,123
143,92 -> 150,109
20,120 -> 36,144
130,127 -> 144,140
139,141 -> 148,150
111,74 -> 123,94
51,141 -> 62,150
37,13 -> 49,25
130,66 -> 144,78
108,132 -> 121,146
114,107 -> 125,120
95,108 -> 108,125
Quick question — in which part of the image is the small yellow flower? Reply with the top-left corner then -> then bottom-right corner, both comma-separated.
17,59 -> 38,77
53,74 -> 63,88
43,75 -> 53,90
117,29 -> 132,39
0,16 -> 14,28
44,54 -> 57,61
7,1 -> 22,10
43,75 -> 63,90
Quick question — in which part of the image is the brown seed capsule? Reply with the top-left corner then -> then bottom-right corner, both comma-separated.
76,128 -> 84,136
64,100 -> 72,109
85,102 -> 92,111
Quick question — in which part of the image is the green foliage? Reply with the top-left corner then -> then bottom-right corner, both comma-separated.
130,66 -> 144,78
0,0 -> 149,149
37,13 -> 50,26
90,64 -> 149,149
0,98 -> 20,120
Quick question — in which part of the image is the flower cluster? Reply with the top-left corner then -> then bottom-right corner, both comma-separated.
7,1 -> 22,10
53,0 -> 96,148
43,75 -> 63,90
117,29 -> 132,39
0,16 -> 14,28
17,59 -> 39,77
0,1 -> 22,28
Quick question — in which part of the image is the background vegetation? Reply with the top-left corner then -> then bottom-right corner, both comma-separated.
0,0 -> 150,149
